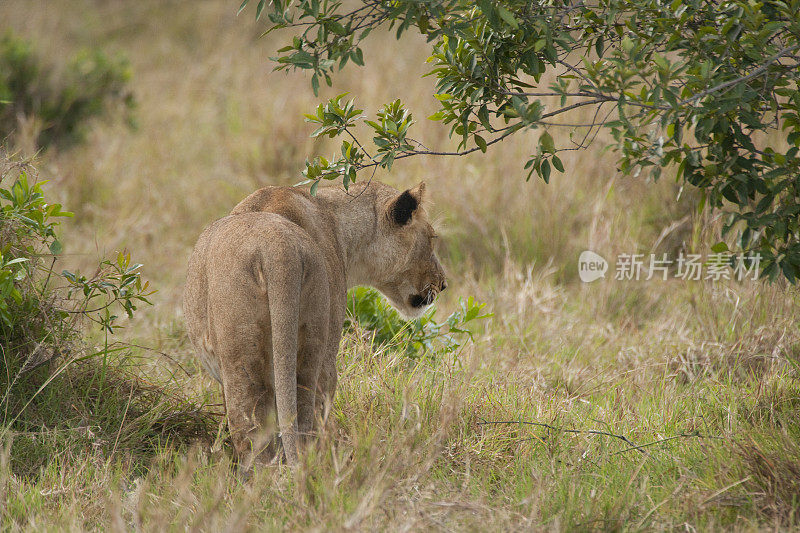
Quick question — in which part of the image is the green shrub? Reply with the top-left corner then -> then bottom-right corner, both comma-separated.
0,157 -> 211,478
0,158 -> 151,369
345,286 -> 491,358
0,33 -> 135,149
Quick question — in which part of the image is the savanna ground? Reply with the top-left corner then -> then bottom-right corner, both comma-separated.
2,1 -> 799,530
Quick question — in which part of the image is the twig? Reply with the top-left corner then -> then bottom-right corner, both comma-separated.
610,431 -> 706,455
677,44 -> 800,106
478,419 -> 717,456
477,419 -> 643,452
384,127 -> 517,160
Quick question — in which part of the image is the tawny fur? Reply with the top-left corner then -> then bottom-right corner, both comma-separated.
183,181 -> 446,468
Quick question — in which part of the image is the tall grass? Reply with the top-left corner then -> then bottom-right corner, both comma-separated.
1,0 -> 799,529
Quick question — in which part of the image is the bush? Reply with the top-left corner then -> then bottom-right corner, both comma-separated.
0,33 -> 135,149
0,158 -> 151,368
0,156 -> 214,478
345,286 -> 491,358
1,160 -> 75,369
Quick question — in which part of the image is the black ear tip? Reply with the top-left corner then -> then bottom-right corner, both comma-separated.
391,190 -> 418,225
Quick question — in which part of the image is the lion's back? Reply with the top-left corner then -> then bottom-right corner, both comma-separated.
183,211 -> 327,381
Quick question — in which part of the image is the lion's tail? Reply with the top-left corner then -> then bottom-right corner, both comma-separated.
266,252 -> 301,467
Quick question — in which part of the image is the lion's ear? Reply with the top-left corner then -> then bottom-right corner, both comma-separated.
410,181 -> 426,201
388,183 -> 425,226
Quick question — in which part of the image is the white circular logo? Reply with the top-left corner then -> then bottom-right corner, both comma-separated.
578,250 -> 608,283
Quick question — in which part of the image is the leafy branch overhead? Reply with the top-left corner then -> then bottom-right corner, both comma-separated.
242,0 -> 800,282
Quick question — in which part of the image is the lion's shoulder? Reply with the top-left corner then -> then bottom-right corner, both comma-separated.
230,186 -> 312,215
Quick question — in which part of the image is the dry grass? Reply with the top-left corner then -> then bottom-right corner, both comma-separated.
1,0 -> 800,530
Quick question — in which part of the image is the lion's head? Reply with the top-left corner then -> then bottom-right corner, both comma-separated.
362,182 -> 447,318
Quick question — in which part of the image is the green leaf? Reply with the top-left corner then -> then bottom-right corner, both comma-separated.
328,20 -> 347,36
539,131 -> 555,154
621,36 -> 634,53
496,6 -> 519,29
311,73 -> 320,96
594,35 -> 604,57
551,155 -> 564,173
352,48 -> 364,66
474,134 -> 487,153
49,239 -> 63,256
652,53 -> 668,71
710,241 -> 728,253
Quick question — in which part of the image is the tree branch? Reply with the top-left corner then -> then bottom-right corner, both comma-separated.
676,44 -> 800,106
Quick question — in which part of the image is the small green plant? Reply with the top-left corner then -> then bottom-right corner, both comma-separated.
60,252 -> 152,334
0,161 -> 152,346
0,33 -> 135,149
345,286 -> 491,357
1,164 -> 73,366
0,158 -> 216,481
0,155 -> 152,395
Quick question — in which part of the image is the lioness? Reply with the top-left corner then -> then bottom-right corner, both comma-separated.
183,181 -> 446,467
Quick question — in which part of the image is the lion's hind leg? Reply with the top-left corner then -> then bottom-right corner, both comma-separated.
292,240 -> 330,447
296,281 -> 329,443
217,336 -> 277,470
208,268 -> 277,469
